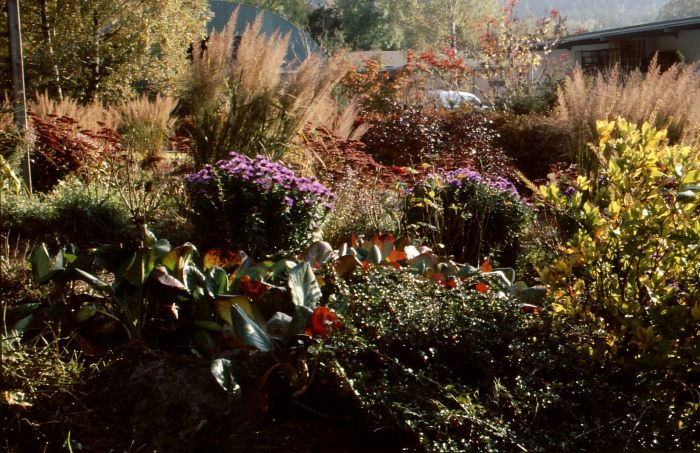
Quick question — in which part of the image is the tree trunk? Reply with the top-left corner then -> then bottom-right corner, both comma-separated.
85,9 -> 100,101
39,0 -> 63,100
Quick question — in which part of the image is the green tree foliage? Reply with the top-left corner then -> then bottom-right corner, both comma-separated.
9,0 -> 209,102
658,0 -> 700,19
334,0 -> 402,50
239,0 -> 313,26
307,5 -> 345,51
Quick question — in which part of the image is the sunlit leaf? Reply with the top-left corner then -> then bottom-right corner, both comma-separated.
231,304 -> 274,352
304,241 -> 336,266
203,249 -> 245,271
211,358 -> 242,400
288,261 -> 321,309
215,295 -> 265,326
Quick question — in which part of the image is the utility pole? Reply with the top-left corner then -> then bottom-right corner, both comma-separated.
6,0 -> 32,193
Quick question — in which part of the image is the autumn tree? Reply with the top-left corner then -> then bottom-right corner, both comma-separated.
473,0 -> 567,107
12,0 -> 209,102
385,0 -> 498,51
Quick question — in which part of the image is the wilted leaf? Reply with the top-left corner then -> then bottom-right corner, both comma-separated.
203,249 -> 244,271
334,255 -> 362,277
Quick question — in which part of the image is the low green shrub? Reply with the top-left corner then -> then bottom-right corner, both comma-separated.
329,266 -> 700,451
0,179 -> 134,246
185,152 -> 335,259
494,113 -> 574,181
404,168 -> 532,266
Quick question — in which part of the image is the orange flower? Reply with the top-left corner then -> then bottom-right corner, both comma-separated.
475,282 -> 490,293
304,307 -> 343,338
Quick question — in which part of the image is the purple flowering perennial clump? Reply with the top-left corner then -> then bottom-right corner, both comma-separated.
184,153 -> 336,206
434,168 -> 521,198
184,152 -> 335,259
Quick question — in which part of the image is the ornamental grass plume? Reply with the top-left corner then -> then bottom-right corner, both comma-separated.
180,9 -> 350,166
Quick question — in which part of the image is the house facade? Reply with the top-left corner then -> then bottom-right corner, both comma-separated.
551,16 -> 700,72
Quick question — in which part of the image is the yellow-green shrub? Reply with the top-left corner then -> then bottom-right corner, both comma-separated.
538,118 -> 699,370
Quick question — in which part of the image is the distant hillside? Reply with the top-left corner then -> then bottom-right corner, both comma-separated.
509,0 -> 666,30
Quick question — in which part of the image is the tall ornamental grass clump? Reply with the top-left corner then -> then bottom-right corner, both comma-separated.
185,152 -> 335,259
556,59 -> 700,169
404,168 -> 532,266
180,11 -> 348,166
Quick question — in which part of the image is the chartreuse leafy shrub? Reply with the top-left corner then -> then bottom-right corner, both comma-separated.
538,119 -> 700,448
185,152 -> 335,259
404,168 -> 532,266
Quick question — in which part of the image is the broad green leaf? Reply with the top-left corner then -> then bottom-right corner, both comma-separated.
210,358 -> 241,400
161,243 -> 197,273
231,304 -> 274,352
208,267 -> 229,296
123,249 -> 156,286
288,261 -> 321,309
75,304 -> 98,323
30,244 -> 53,282
13,314 -> 33,333
493,268 -> 516,285
285,305 -> 314,341
215,295 -> 265,326
75,268 -> 113,295
193,321 -> 224,332
369,244 -> 382,264
5,303 -> 41,323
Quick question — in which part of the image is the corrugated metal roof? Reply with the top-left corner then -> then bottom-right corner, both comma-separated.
556,15 -> 700,49
207,1 -> 322,63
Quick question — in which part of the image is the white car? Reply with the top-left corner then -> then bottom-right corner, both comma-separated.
428,90 -> 485,109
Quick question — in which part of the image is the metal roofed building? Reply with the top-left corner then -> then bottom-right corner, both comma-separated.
207,1 -> 323,64
551,15 -> 700,72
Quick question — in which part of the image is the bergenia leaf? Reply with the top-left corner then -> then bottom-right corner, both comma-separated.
30,244 -> 54,282
211,358 -> 242,400
151,265 -> 188,292
288,261 -> 321,309
304,241 -> 336,266
231,304 -> 274,352
75,268 -> 113,295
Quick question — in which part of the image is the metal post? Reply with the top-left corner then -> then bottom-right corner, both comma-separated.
6,0 -> 31,193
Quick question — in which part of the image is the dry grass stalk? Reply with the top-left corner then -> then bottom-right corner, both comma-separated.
556,58 -> 700,152
183,9 -> 350,165
30,91 -> 119,132
118,94 -> 178,157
